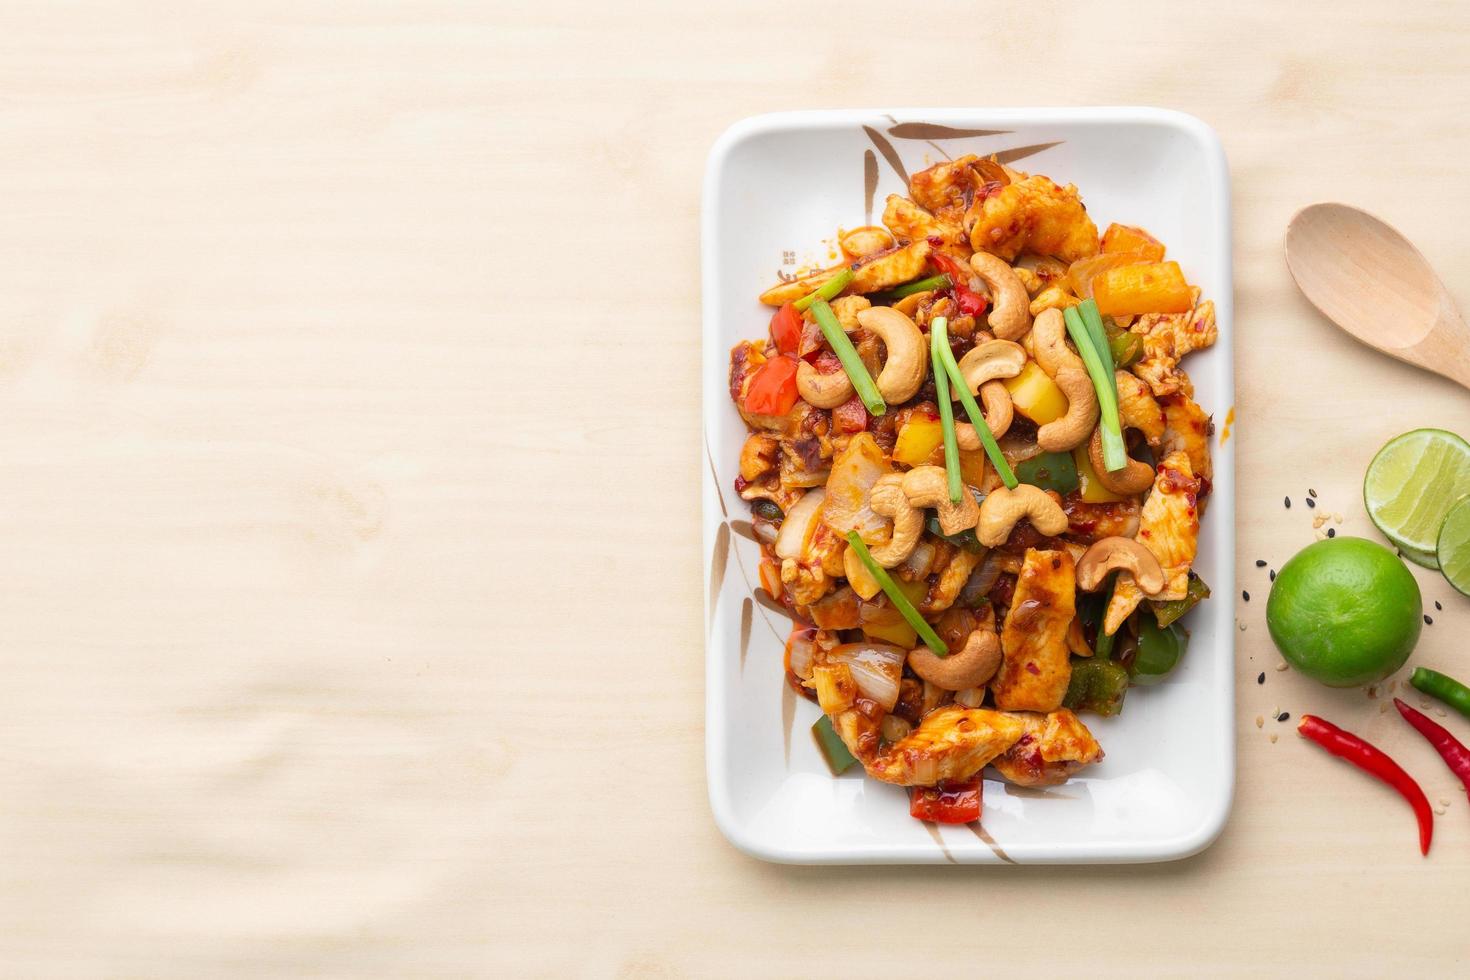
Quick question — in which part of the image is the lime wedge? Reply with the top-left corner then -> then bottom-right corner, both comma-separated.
1438,498 -> 1470,596
1364,428 -> 1470,568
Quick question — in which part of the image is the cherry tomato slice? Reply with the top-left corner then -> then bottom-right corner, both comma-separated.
769,302 -> 803,355
832,395 -> 868,433
929,250 -> 990,319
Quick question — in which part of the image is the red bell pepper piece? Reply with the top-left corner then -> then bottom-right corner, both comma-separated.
909,776 -> 982,824
769,302 -> 803,355
1298,714 -> 1433,856
743,355 -> 799,416
928,250 -> 990,319
831,395 -> 868,433
1394,698 -> 1470,805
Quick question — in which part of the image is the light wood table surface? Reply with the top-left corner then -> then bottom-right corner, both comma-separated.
3,2 -> 1470,976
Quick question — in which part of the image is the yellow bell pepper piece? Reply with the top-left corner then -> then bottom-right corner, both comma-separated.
863,618 -> 918,648
1003,362 -> 1068,425
1073,446 -> 1125,503
892,415 -> 944,466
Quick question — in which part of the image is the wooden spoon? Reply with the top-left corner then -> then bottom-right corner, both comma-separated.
1285,202 -> 1470,390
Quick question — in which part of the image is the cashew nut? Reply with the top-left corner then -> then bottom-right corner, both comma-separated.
901,465 -> 980,534
977,484 -> 1069,547
1036,367 -> 1099,452
1076,536 -> 1165,595
908,629 -> 1002,691
950,339 -> 1026,402
1087,426 -> 1155,495
830,295 -> 871,333
1030,308 -> 1084,379
839,225 -> 895,260
866,473 -> 924,567
795,362 -> 855,408
968,251 -> 1033,340
955,381 -> 1014,447
855,306 -> 926,404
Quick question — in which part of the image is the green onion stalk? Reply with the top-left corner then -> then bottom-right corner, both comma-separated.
793,268 -> 855,312
810,298 -> 886,415
931,316 -> 1018,489
930,317 -> 964,504
1063,303 -> 1126,472
846,532 -> 947,656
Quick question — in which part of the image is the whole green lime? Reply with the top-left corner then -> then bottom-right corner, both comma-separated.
1266,537 -> 1422,687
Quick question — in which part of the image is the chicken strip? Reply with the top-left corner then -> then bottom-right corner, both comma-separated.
1105,451 -> 1202,634
1116,370 -> 1166,445
882,194 -> 968,255
1129,300 -> 1217,399
1160,394 -> 1213,484
991,709 -> 1104,787
835,704 -> 1026,786
991,548 -> 1077,712
967,175 -> 1099,262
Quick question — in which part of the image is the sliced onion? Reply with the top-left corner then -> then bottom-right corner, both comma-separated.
775,488 -> 825,560
829,641 -> 906,712
961,552 -> 1005,605
880,714 -> 913,742
820,433 -> 892,538
786,627 -> 816,681
998,429 -> 1043,466
954,686 -> 985,708
899,539 -> 936,579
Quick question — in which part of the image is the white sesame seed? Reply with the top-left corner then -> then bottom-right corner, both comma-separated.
1269,734 -> 1278,744
1255,715 -> 1264,729
1276,662 -> 1289,672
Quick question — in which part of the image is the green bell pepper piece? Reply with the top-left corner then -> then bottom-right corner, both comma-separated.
812,714 -> 859,775
1064,659 -> 1130,717
1013,451 -> 1080,494
1151,572 -> 1211,628
1130,617 -> 1188,685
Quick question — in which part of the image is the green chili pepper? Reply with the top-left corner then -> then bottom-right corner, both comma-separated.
810,298 -> 886,415
812,714 -> 859,775
1151,572 -> 1211,627
1013,451 -> 1080,494
1064,659 -> 1130,717
845,532 -> 947,655
793,267 -> 855,312
1130,617 -> 1187,685
1410,667 -> 1470,721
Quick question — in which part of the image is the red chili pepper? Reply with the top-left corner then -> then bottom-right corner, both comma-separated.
1394,698 -> 1470,804
909,776 -> 982,824
769,302 -> 803,355
1298,714 -> 1433,856
831,394 -> 868,433
928,250 -> 990,319
743,354 -> 799,416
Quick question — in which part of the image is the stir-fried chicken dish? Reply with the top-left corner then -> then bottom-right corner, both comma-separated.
729,156 -> 1217,825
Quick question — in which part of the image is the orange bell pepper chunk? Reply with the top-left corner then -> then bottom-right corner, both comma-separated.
1101,223 -> 1166,262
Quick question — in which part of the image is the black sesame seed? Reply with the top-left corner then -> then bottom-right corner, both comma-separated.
1327,528 -> 1336,538
1425,615 -> 1433,625
1306,498 -> 1316,509
1285,496 -> 1292,508
1278,712 -> 1291,722
1257,672 -> 1265,684
1436,600 -> 1443,611
1242,590 -> 1250,602
1270,569 -> 1277,581
1255,559 -> 1267,567
1308,488 -> 1318,498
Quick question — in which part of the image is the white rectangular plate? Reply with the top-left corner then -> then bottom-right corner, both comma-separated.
703,108 -> 1234,864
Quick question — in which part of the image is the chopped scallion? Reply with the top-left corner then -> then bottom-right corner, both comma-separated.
1063,304 -> 1127,472
810,298 -> 886,415
845,532 -> 947,655
793,267 -> 855,312
887,273 -> 952,300
931,317 -> 1018,489
930,316 -> 964,504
